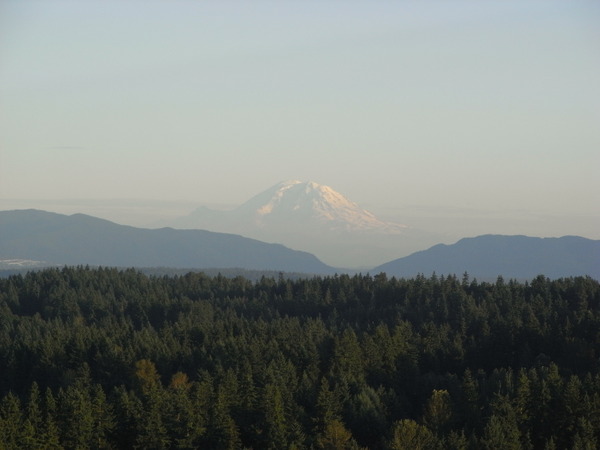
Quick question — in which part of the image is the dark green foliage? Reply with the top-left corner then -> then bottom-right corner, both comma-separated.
0,267 -> 599,448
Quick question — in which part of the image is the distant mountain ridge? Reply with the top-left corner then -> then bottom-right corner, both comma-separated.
0,209 -> 336,274
374,234 -> 600,280
2,210 -> 596,281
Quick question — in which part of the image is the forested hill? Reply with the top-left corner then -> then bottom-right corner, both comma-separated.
375,234 -> 600,280
0,209 -> 335,274
0,267 -> 599,449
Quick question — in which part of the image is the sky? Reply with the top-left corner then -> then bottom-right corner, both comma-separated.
1,1 -> 599,240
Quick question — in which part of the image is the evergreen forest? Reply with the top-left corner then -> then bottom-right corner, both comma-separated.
0,267 -> 599,449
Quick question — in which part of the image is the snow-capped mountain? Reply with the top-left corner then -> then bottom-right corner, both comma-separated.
169,180 -> 405,234
234,180 -> 406,233
164,181 -> 415,268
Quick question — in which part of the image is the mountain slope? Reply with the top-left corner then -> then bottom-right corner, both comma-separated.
373,235 -> 600,280
165,180 -> 413,267
172,180 -> 405,233
234,180 -> 406,232
0,210 -> 336,274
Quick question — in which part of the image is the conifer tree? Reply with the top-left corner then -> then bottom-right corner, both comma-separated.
263,383 -> 289,449
90,384 -> 115,449
23,382 -> 43,448
317,419 -> 356,450
423,389 -> 452,436
481,396 -> 522,450
0,392 -> 23,449
41,388 -> 61,449
58,383 -> 94,449
389,419 -> 439,450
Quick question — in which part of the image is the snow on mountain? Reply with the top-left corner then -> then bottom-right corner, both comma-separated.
164,180 -> 413,268
233,180 -> 406,233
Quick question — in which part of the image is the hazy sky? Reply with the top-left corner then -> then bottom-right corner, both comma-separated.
1,1 -> 599,238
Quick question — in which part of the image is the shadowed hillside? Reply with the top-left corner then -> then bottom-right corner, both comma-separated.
374,234 -> 600,280
0,209 -> 336,274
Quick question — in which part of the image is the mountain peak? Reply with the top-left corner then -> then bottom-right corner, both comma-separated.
238,180 -> 405,233
165,180 -> 409,267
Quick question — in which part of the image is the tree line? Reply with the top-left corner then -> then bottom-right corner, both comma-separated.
0,267 -> 598,449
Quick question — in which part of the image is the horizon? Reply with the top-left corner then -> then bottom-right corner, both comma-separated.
0,177 -> 598,243
1,177 -> 598,267
1,2 -> 599,250
1,207 -> 599,276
